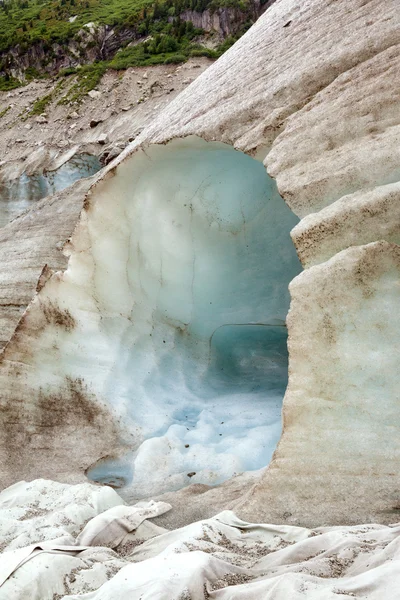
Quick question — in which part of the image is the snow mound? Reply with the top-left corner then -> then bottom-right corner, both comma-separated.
1,480 -> 400,599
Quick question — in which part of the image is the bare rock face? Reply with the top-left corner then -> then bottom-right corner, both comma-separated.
0,0 -> 399,527
177,0 -> 273,37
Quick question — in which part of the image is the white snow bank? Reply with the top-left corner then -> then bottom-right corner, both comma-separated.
0,480 -> 169,599
1,480 -> 400,600
0,479 -> 122,552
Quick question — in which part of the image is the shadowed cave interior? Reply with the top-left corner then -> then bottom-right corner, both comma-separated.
82,138 -> 302,498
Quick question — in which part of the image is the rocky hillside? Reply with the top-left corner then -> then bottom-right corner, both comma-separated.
0,0 -> 274,85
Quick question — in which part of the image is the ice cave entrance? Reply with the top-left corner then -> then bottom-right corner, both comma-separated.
85,138 -> 302,497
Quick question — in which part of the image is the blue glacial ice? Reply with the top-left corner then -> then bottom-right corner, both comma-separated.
0,153 -> 101,226
77,139 -> 302,496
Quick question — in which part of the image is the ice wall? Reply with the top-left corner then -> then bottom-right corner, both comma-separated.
71,138 -> 301,496
0,154 -> 101,227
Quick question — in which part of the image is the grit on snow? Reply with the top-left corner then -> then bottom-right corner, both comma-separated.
1,479 -> 400,600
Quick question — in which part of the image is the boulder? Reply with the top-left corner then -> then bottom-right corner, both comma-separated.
88,90 -> 101,99
97,132 -> 108,144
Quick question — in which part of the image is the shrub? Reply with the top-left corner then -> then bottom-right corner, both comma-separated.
0,74 -> 22,91
29,91 -> 53,115
190,47 -> 217,58
58,66 -> 78,76
164,53 -> 186,63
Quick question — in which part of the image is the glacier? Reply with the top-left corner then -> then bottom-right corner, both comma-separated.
0,0 -> 398,538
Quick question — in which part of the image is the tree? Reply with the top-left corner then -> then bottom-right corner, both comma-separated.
153,1 -> 161,19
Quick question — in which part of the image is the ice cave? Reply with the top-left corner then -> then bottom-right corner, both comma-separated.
48,137 -> 301,497
12,137 -> 302,497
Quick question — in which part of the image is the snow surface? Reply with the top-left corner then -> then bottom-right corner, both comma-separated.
2,479 -> 400,600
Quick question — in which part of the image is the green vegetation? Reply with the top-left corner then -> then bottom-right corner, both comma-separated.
0,105 -> 10,117
25,65 -> 45,79
58,61 -> 106,103
0,0 -> 255,101
0,0 -> 252,54
0,74 -> 22,91
29,90 -> 53,113
28,78 -> 64,112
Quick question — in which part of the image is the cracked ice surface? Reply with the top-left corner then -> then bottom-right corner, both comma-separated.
53,138 -> 301,496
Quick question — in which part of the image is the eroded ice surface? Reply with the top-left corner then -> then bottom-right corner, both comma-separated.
80,139 -> 302,496
0,153 -> 101,226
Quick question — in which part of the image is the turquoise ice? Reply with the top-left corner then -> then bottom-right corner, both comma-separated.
85,139 -> 302,496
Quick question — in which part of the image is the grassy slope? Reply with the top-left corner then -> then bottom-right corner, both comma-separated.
0,0 -> 252,52
0,0 -> 256,95
0,0 -> 153,53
